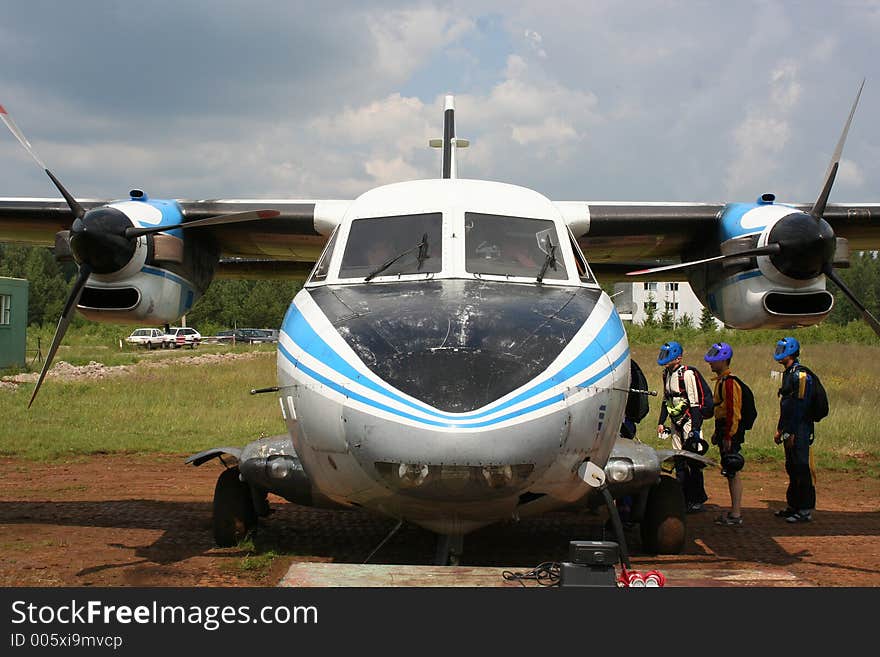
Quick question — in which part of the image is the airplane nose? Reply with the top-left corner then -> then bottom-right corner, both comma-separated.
309,279 -> 603,412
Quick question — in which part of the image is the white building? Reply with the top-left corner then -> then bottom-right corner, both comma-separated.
612,281 -> 722,327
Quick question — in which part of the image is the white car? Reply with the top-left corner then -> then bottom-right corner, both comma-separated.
163,327 -> 201,349
125,328 -> 165,349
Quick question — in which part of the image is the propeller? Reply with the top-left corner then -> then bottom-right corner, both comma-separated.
626,80 -> 879,337
28,265 -> 91,407
1,103 -> 280,406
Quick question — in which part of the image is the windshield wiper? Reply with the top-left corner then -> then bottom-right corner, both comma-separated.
536,238 -> 557,283
364,233 -> 429,282
416,232 -> 428,271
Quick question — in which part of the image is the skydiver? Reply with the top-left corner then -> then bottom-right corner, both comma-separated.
656,341 -> 710,513
704,342 -> 749,526
772,337 -> 817,523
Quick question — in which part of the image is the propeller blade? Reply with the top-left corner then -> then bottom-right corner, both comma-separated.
811,79 -> 865,219
28,265 -> 92,408
0,104 -> 85,220
625,244 -> 781,277
823,265 -> 880,337
124,209 -> 281,239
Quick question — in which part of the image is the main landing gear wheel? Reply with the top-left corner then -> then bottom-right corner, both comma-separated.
213,467 -> 257,547
640,475 -> 686,554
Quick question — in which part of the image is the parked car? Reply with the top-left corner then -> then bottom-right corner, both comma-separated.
216,328 -> 276,344
125,328 -> 165,349
258,329 -> 280,343
244,328 -> 279,343
163,327 -> 201,349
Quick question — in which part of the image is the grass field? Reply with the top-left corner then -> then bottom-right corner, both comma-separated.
1,329 -> 878,476
1,341 -> 283,460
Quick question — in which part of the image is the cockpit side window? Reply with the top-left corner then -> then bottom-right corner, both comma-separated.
339,213 -> 442,279
567,226 -> 595,283
465,213 -> 568,280
309,226 -> 339,283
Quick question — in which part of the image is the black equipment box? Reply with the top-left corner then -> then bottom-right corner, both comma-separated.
559,541 -> 619,588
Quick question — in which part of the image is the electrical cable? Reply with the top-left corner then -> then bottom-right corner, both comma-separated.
502,561 -> 561,587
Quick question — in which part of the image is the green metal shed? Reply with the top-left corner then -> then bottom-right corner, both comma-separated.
0,276 -> 28,369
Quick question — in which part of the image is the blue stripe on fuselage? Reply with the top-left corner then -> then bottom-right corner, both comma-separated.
279,296 -> 627,423
278,340 -> 629,429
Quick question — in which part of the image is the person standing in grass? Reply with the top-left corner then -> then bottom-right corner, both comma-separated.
704,342 -> 747,526
772,336 -> 816,524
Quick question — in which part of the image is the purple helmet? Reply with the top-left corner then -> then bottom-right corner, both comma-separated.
704,342 -> 733,363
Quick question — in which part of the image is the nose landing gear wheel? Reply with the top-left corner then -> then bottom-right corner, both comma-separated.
434,534 -> 464,566
213,467 -> 257,547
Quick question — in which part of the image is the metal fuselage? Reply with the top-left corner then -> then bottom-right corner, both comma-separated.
275,179 -> 630,535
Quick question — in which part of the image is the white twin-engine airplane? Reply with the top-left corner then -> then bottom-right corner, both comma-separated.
2,87 -> 879,565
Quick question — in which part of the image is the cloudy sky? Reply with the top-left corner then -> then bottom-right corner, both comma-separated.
1,1 -> 878,205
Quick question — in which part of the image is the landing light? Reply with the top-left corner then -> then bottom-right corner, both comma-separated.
269,457 -> 292,480
605,458 -> 634,483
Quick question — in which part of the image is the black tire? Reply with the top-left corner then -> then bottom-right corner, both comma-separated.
147,341 -> 153,350
640,475 -> 686,554
212,467 -> 257,547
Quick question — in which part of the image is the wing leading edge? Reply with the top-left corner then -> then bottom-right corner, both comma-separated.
2,197 -> 879,279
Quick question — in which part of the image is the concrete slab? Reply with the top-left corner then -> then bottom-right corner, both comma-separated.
278,562 -> 807,587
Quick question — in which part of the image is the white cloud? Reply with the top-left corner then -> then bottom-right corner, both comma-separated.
839,158 -> 865,188
367,7 -> 474,83
524,29 -> 547,58
724,62 -> 802,197
511,117 -> 577,146
310,93 -> 431,153
364,156 -> 425,185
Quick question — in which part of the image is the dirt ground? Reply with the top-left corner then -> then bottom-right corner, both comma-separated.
0,454 -> 877,587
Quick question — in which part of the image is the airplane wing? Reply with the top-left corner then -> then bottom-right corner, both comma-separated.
0,197 -> 349,258
7,197 -> 877,268
556,200 -> 880,282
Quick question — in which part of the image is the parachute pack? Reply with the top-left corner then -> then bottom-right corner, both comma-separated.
727,375 -> 757,431
626,359 -> 650,423
675,366 -> 715,420
798,365 -> 830,422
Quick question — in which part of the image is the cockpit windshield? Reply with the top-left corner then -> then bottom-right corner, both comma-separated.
465,212 -> 568,280
339,213 -> 443,279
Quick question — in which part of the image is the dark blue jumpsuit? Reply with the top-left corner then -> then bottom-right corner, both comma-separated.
777,362 -> 816,513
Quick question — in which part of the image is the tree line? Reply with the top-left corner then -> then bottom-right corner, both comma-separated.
2,243 -> 879,334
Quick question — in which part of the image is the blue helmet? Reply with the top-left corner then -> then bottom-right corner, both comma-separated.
773,336 -> 800,362
704,342 -> 733,363
657,341 -> 683,366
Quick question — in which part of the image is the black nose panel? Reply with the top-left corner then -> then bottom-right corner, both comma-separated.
309,280 -> 601,412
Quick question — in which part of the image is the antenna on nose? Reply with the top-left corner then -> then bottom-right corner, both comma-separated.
429,94 -> 469,179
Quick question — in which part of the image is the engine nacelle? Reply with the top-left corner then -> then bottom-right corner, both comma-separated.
75,194 -> 219,324
692,268 -> 834,330
688,196 -> 839,330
